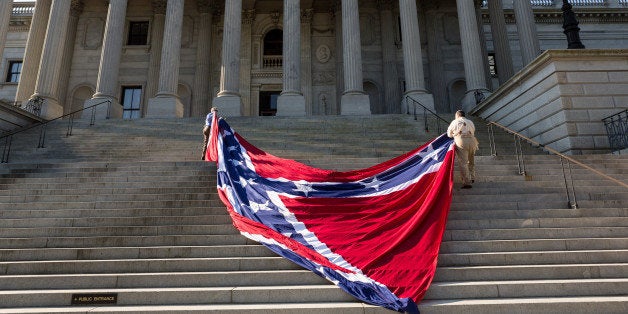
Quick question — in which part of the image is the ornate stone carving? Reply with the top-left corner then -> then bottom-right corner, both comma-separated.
315,45 -> 331,63
243,9 -> 256,25
70,0 -> 84,17
313,72 -> 335,85
270,11 -> 281,26
301,8 -> 314,24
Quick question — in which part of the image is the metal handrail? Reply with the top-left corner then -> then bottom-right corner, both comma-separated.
602,109 -> 627,154
1,100 -> 111,163
405,96 -> 448,134
487,120 -> 628,209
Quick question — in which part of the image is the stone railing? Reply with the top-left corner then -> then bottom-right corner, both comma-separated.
262,55 -> 283,69
482,0 -> 625,8
471,49 -> 628,154
11,3 -> 35,16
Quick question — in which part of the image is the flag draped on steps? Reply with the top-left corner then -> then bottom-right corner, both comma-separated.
205,114 -> 455,313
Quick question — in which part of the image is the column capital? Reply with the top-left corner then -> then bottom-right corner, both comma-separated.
151,0 -> 167,15
242,9 -> 256,25
70,0 -> 84,17
301,8 -> 314,24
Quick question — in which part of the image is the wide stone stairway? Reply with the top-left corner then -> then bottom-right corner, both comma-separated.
0,115 -> 626,313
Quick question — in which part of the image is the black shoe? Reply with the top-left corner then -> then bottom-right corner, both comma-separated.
471,180 -> 475,183
461,185 -> 472,189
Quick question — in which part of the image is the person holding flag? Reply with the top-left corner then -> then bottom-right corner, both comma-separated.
201,107 -> 218,160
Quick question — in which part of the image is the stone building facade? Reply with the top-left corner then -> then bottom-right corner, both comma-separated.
1,0 -> 627,120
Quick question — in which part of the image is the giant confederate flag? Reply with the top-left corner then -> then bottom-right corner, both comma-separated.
205,114 -> 455,313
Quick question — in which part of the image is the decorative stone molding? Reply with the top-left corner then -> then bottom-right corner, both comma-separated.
315,45 -> 331,64
71,0 -> 84,17
482,9 -> 628,24
9,18 -> 30,31
243,9 -> 256,25
301,8 -> 314,24
252,72 -> 282,79
270,11 -> 281,26
313,72 -> 335,85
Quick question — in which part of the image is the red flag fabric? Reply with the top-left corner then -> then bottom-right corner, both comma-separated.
206,117 -> 455,313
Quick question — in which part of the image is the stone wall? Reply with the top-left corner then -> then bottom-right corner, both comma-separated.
471,49 -> 628,154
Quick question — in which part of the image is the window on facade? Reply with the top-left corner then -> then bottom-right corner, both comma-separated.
121,86 -> 142,119
263,29 -> 283,55
488,53 -> 498,77
5,61 -> 22,83
127,21 -> 149,45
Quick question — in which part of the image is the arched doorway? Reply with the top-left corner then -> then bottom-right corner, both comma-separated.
448,79 -> 467,113
71,86 -> 94,119
178,84 -> 191,117
364,81 -> 382,114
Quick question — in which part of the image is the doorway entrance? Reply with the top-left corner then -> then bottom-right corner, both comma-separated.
259,91 -> 280,116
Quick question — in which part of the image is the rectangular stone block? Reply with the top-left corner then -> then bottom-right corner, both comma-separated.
583,83 -> 628,96
571,96 -> 615,109
566,71 -> 609,83
576,122 -> 607,135
608,71 -> 628,83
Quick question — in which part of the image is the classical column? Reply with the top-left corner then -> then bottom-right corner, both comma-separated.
85,0 -> 128,119
147,0 -> 185,117
145,0 -> 166,116
58,1 -> 83,116
277,0 -> 306,116
488,0 -> 514,84
398,0 -> 434,111
333,3 -> 342,115
0,1 -> 12,60
30,0 -> 71,119
192,0 -> 213,117
513,0 -> 541,66
239,9 -> 254,116
212,0 -> 242,117
340,0 -> 370,115
456,0 -> 490,112
301,8 -> 314,115
14,0 -> 51,106
378,0 -> 400,114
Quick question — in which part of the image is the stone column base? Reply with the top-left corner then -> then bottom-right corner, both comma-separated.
340,93 -> 371,115
211,95 -> 242,117
404,92 -> 435,113
276,94 -> 306,116
83,97 -> 120,120
39,97 -> 63,120
147,95 -> 184,118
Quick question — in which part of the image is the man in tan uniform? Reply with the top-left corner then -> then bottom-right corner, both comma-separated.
202,107 -> 218,160
447,110 -> 479,189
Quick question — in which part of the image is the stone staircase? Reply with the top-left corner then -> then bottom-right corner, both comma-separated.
0,114 -> 626,313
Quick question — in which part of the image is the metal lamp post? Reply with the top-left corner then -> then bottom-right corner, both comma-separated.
562,0 -> 585,49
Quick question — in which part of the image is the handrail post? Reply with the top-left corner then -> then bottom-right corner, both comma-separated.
2,135 -> 12,163
37,124 -> 47,149
423,108 -> 428,132
488,123 -> 497,156
90,105 -> 97,126
66,115 -> 74,137
567,159 -> 578,209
